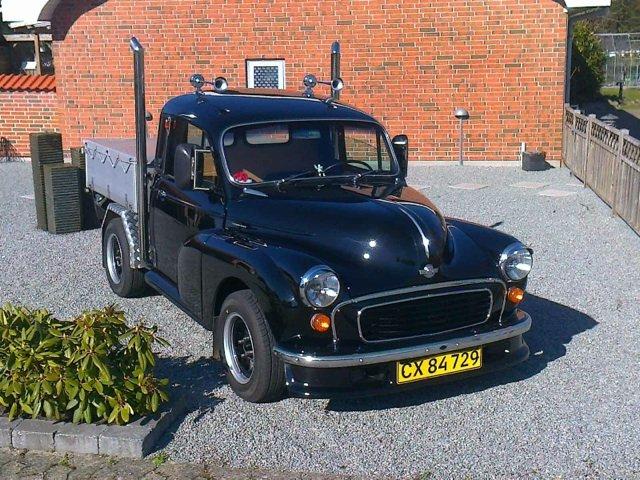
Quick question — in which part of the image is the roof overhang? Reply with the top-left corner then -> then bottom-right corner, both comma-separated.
2,0 -> 614,25
0,0 -> 52,25
36,0 -> 61,22
564,0 -> 610,8
25,0 -> 613,22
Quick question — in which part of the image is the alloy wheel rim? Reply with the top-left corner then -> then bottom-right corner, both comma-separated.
106,233 -> 123,284
223,312 -> 255,384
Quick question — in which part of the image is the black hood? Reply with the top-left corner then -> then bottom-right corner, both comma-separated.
226,186 -> 450,296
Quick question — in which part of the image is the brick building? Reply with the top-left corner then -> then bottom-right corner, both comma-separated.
1,0 -> 610,160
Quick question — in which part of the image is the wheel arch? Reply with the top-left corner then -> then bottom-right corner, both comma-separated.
211,276 -> 252,360
101,203 -> 142,269
214,276 -> 251,319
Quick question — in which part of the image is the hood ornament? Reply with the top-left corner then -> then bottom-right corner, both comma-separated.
419,264 -> 438,278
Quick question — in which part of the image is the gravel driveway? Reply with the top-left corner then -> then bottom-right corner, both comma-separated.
1,162 -> 639,479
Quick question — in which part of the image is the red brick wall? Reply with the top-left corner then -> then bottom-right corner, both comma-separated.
0,91 -> 59,158
51,0 -> 567,161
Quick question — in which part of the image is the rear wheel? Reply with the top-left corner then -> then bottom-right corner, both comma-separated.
102,218 -> 146,298
218,290 -> 285,402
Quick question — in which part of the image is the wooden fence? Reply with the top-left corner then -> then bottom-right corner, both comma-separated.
562,104 -> 640,236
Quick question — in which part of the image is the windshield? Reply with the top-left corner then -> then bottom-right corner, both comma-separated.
221,121 -> 398,185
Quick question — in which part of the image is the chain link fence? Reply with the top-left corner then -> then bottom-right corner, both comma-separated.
597,33 -> 640,86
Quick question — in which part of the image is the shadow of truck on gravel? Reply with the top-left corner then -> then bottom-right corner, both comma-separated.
325,294 -> 598,412
152,356 -> 226,452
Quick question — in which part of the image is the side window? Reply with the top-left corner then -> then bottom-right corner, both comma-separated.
343,126 -> 392,171
164,119 -> 215,182
164,117 -> 188,177
187,123 -> 208,147
155,115 -> 169,164
187,123 -> 217,189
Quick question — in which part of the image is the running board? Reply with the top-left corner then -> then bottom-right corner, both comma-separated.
144,270 -> 200,323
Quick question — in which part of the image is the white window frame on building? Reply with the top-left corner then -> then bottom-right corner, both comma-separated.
246,59 -> 286,89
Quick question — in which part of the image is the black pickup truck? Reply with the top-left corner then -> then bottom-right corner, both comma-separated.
85,38 -> 533,402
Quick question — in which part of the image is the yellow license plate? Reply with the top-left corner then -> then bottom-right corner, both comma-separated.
396,347 -> 483,384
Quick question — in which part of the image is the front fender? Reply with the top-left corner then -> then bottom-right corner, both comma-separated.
446,218 -> 524,260
200,231 -> 326,340
445,218 -> 530,293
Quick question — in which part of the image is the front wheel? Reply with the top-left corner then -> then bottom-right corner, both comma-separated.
102,218 -> 146,298
217,290 -> 285,403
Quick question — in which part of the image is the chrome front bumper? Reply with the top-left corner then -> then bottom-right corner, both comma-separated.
274,309 -> 531,368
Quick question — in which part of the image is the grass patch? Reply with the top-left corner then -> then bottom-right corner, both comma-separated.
601,86 -> 640,104
151,452 -> 169,467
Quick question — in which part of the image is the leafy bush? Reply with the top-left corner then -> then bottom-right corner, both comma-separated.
571,22 -> 607,103
0,304 -> 169,424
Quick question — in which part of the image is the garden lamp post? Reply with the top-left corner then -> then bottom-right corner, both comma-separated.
454,108 -> 470,166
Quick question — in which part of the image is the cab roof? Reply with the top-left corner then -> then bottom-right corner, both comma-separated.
161,88 -> 380,137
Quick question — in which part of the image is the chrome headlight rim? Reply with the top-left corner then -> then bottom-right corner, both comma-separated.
499,242 -> 533,281
299,265 -> 341,308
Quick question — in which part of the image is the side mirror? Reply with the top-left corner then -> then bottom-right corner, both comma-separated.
193,149 -> 217,191
392,134 -> 409,177
174,143 -> 195,189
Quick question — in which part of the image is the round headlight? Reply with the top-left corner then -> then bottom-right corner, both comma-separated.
299,266 -> 340,308
499,243 -> 533,281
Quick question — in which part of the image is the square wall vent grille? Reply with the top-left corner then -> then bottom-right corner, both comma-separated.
246,59 -> 285,89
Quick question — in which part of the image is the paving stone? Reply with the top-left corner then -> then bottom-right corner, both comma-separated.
510,181 -> 548,189
43,464 -> 75,480
15,450 -> 59,477
65,452 -> 115,480
54,422 -> 106,455
537,188 -> 577,198
448,182 -> 488,190
72,456 -> 155,480
12,419 -> 58,452
0,417 -> 23,447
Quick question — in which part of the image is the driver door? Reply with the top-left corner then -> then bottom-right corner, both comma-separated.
150,117 -> 224,315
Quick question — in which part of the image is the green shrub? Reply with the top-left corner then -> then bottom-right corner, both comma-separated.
0,304 -> 169,424
571,22 -> 607,103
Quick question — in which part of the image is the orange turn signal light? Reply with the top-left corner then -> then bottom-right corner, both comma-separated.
507,287 -> 525,305
310,313 -> 331,333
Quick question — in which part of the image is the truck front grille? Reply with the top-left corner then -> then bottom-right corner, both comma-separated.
358,289 -> 493,343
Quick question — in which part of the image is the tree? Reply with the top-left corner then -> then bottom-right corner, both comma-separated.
591,0 -> 640,33
571,22 -> 607,102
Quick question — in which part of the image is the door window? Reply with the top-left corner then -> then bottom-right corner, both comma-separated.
164,119 -> 216,184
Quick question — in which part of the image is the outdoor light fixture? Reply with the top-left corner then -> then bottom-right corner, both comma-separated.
189,74 -> 229,94
213,77 -> 228,92
454,107 -> 470,166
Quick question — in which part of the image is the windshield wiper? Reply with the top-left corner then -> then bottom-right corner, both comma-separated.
279,162 -> 345,183
352,170 -> 398,186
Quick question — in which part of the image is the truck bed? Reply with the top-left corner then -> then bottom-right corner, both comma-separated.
84,137 -> 156,213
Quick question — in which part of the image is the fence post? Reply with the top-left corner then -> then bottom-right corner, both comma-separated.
611,128 -> 628,218
583,114 -> 596,188
567,107 -> 577,177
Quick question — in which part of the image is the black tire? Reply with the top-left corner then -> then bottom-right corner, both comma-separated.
217,290 -> 285,403
102,218 -> 146,298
